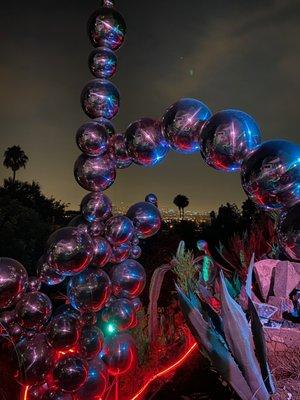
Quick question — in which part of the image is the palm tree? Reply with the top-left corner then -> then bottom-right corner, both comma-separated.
3,146 -> 28,182
173,194 -> 189,219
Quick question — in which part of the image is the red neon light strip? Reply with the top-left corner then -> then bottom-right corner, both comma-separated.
21,342 -> 198,400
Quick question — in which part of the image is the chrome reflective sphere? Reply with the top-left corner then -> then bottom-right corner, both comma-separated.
47,227 -> 94,276
37,255 -> 65,286
110,242 -> 131,264
145,193 -> 158,207
0,258 -> 28,309
46,314 -> 80,351
125,118 -> 169,166
74,153 -> 116,192
196,240 -> 209,253
53,354 -> 88,393
126,201 -> 162,238
81,79 -> 119,120
89,47 -> 117,79
0,310 -> 16,328
92,236 -> 112,267
53,304 -> 81,320
88,221 -> 105,237
111,259 -> 146,299
81,192 -> 112,222
68,268 -> 111,312
87,7 -> 126,50
101,333 -> 137,376
109,133 -> 132,169
241,140 -> 300,210
14,334 -> 54,386
131,297 -> 142,313
15,292 -> 52,330
278,202 -> 300,261
105,298 -> 136,331
130,245 -> 142,259
68,215 -> 105,238
200,109 -> 261,172
79,325 -> 104,360
81,311 -> 97,326
26,277 -> 41,292
104,215 -> 134,245
162,98 -> 212,154
76,120 -> 110,157
42,389 -> 74,400
76,358 -> 108,400
26,384 -> 48,400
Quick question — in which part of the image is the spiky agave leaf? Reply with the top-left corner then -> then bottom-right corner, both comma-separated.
245,255 -> 276,395
219,270 -> 269,400
176,283 -> 257,400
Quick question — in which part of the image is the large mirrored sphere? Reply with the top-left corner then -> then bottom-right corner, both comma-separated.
162,98 -> 212,154
89,47 -> 117,79
109,133 -> 132,169
110,242 -> 131,264
104,215 -> 134,245
76,358 -> 108,400
81,79 -> 119,120
37,255 -> 65,286
0,258 -> 28,309
200,109 -> 261,172
125,118 -> 169,166
47,227 -> 94,276
126,201 -> 162,238
74,153 -> 116,192
79,325 -> 104,360
76,120 -> 110,157
46,314 -> 80,351
15,292 -> 52,330
105,298 -> 136,331
81,192 -> 112,222
241,140 -> 300,210
92,236 -> 112,268
53,354 -> 88,393
278,202 -> 300,261
111,259 -> 146,299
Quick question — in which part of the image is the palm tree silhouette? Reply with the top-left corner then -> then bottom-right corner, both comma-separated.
3,145 -> 28,182
173,194 -> 189,219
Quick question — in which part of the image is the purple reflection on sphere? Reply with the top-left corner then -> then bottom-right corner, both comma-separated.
15,292 -> 52,330
145,193 -> 158,207
131,297 -> 143,313
81,79 -> 119,120
81,192 -> 112,222
87,8 -> 126,50
104,215 -> 134,245
26,276 -> 42,292
53,354 -> 88,393
42,389 -> 73,400
79,325 -> 104,360
27,383 -> 48,400
74,153 -> 116,192
109,133 -> 132,169
127,201 -> 162,239
68,215 -> 105,238
125,118 -> 169,166
241,140 -> 300,210
278,202 -> 300,261
76,358 -> 108,400
92,236 -> 112,268
131,245 -> 142,259
162,98 -> 212,154
110,242 -> 131,264
76,120 -> 110,157
0,258 -> 28,309
46,314 -> 80,351
105,297 -> 136,331
37,255 -> 65,286
111,259 -> 146,299
200,109 -> 261,172
89,47 -> 117,79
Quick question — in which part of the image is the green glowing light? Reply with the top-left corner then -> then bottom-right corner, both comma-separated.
107,323 -> 116,334
202,256 -> 211,283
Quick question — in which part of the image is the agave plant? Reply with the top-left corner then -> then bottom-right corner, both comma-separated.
176,244 -> 276,400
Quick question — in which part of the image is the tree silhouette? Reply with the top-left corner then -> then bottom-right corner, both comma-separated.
173,194 -> 189,219
3,145 -> 28,182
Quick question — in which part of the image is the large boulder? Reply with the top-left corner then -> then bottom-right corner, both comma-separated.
254,259 -> 278,301
273,261 -> 300,298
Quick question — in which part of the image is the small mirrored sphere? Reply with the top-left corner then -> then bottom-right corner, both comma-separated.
15,292 -> 52,330
125,118 -> 169,166
241,140 -> 300,210
162,98 -> 212,154
126,201 -> 162,238
74,153 -> 116,192
37,255 -> 65,286
196,240 -> 209,253
42,389 -> 74,400
92,236 -> 112,267
81,192 -> 112,222
87,8 -> 126,50
110,242 -> 131,264
76,120 -> 110,157
101,332 -> 137,376
105,298 -> 136,331
68,268 -> 111,313
278,202 -> 300,261
200,109 -> 261,172
76,358 -> 108,400
145,193 -> 158,207
131,297 -> 142,313
81,79 -> 119,120
89,47 -> 117,79
104,215 -> 134,245
13,334 -> 54,386
79,325 -> 104,360
131,245 -> 142,259
0,258 -> 28,309
47,227 -> 94,276
53,354 -> 88,393
111,259 -> 146,299
109,133 -> 132,169
46,314 -> 80,351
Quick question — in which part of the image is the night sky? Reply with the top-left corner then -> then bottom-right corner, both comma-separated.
0,0 -> 299,212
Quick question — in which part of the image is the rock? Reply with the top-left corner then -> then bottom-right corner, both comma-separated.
268,296 -> 294,320
292,262 -> 300,289
254,259 -> 278,301
253,301 -> 278,319
264,325 -> 300,352
273,261 -> 300,298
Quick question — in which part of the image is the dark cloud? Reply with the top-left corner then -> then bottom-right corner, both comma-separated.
0,0 -> 299,212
